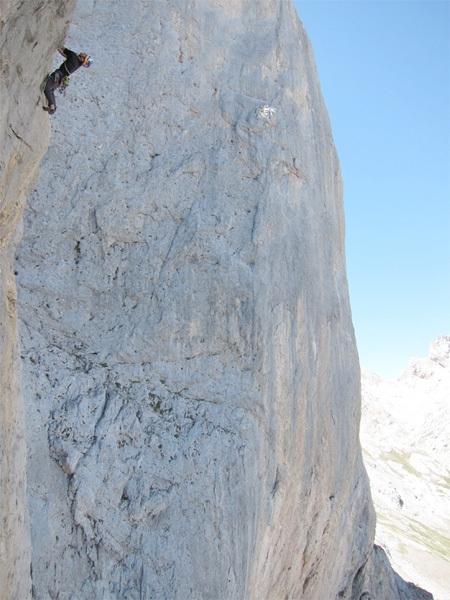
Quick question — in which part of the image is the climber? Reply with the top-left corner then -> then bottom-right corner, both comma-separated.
43,47 -> 91,115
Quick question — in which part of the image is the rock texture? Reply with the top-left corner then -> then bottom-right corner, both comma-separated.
17,2 -> 374,597
0,1 -> 75,598
361,336 -> 450,600
3,0 -> 432,598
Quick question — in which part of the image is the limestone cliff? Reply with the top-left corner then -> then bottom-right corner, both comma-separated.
2,0 -> 433,599
0,1 -> 75,598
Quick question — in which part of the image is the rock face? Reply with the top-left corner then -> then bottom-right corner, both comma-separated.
17,1 -> 373,597
3,0 -> 432,598
361,336 -> 450,600
0,1 -> 75,598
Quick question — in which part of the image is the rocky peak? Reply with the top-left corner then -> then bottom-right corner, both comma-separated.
400,335 -> 450,378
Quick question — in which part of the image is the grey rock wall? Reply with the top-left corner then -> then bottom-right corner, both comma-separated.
0,1 -> 75,598
16,2 -> 375,597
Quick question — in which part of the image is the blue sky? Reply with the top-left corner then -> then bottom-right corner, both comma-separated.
294,0 -> 450,378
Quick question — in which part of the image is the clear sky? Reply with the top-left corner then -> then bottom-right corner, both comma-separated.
294,0 -> 450,379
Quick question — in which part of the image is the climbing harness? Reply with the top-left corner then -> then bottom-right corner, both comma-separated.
48,70 -> 70,95
58,76 -> 70,95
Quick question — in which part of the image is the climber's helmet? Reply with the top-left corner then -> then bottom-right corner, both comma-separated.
78,53 -> 92,68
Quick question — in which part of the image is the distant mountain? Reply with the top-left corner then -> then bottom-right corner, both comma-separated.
360,335 -> 450,600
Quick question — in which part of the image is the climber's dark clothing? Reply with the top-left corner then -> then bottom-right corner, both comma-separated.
44,72 -> 60,110
58,48 -> 83,77
44,49 -> 83,111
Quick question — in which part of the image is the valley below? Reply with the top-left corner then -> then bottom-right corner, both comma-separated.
360,336 -> 450,600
